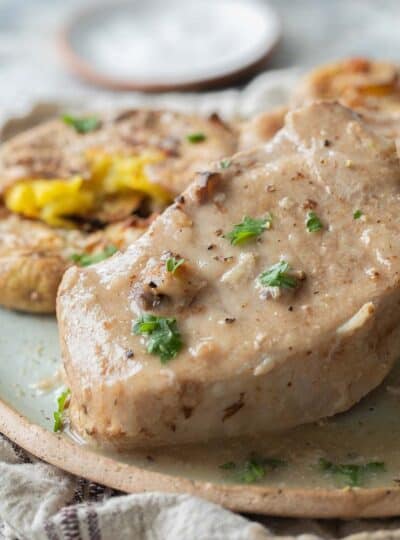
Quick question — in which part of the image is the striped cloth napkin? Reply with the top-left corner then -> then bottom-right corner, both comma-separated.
1,434 -> 399,539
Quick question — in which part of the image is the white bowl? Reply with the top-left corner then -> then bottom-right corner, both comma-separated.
60,0 -> 281,91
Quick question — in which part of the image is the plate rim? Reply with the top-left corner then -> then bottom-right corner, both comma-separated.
58,0 -> 282,92
1,395 -> 399,518
1,53 -> 399,519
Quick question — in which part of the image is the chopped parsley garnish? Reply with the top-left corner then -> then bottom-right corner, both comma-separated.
70,245 -> 117,267
225,215 -> 271,246
318,458 -> 385,487
258,261 -> 297,289
133,314 -> 182,363
306,212 -> 323,232
186,132 -> 206,143
353,209 -> 363,220
220,159 -> 231,169
166,257 -> 185,274
53,388 -> 71,432
220,455 -> 286,484
220,461 -> 236,470
62,114 -> 101,134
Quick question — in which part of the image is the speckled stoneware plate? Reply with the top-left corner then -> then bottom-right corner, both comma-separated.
1,306 -> 400,518
59,0 -> 281,91
1,82 -> 400,517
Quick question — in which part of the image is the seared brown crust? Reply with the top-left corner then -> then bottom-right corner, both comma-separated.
0,109 -> 238,313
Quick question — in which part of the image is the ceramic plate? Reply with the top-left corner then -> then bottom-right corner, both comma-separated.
59,0 -> 281,91
1,306 -> 400,518
1,85 -> 400,517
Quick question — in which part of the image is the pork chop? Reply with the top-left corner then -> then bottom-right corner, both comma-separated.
58,102 -> 400,448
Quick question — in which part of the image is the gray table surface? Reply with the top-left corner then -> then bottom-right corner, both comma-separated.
0,0 -> 399,113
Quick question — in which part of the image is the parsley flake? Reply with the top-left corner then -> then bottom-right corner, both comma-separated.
319,458 -> 385,487
306,212 -> 323,232
133,314 -> 183,363
220,455 -> 286,484
53,388 -> 71,432
219,461 -> 236,470
166,257 -> 185,274
62,114 -> 101,134
70,245 -> 117,267
353,210 -> 363,220
225,215 -> 271,246
220,159 -> 231,169
186,132 -> 206,143
259,261 -> 297,289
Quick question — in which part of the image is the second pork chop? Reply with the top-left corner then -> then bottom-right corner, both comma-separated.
58,102 -> 400,448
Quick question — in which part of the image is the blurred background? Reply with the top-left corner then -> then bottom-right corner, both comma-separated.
0,0 -> 399,111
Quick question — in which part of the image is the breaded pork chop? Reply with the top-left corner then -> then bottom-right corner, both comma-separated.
58,102 -> 400,449
0,109 -> 237,313
292,58 -> 400,140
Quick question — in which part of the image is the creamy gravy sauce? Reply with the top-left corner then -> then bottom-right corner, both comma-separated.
60,103 -> 400,450
77,360 -> 400,490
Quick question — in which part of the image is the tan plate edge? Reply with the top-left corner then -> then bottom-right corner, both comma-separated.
0,396 -> 399,518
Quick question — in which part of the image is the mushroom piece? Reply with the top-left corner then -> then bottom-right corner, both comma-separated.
131,252 -> 206,315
